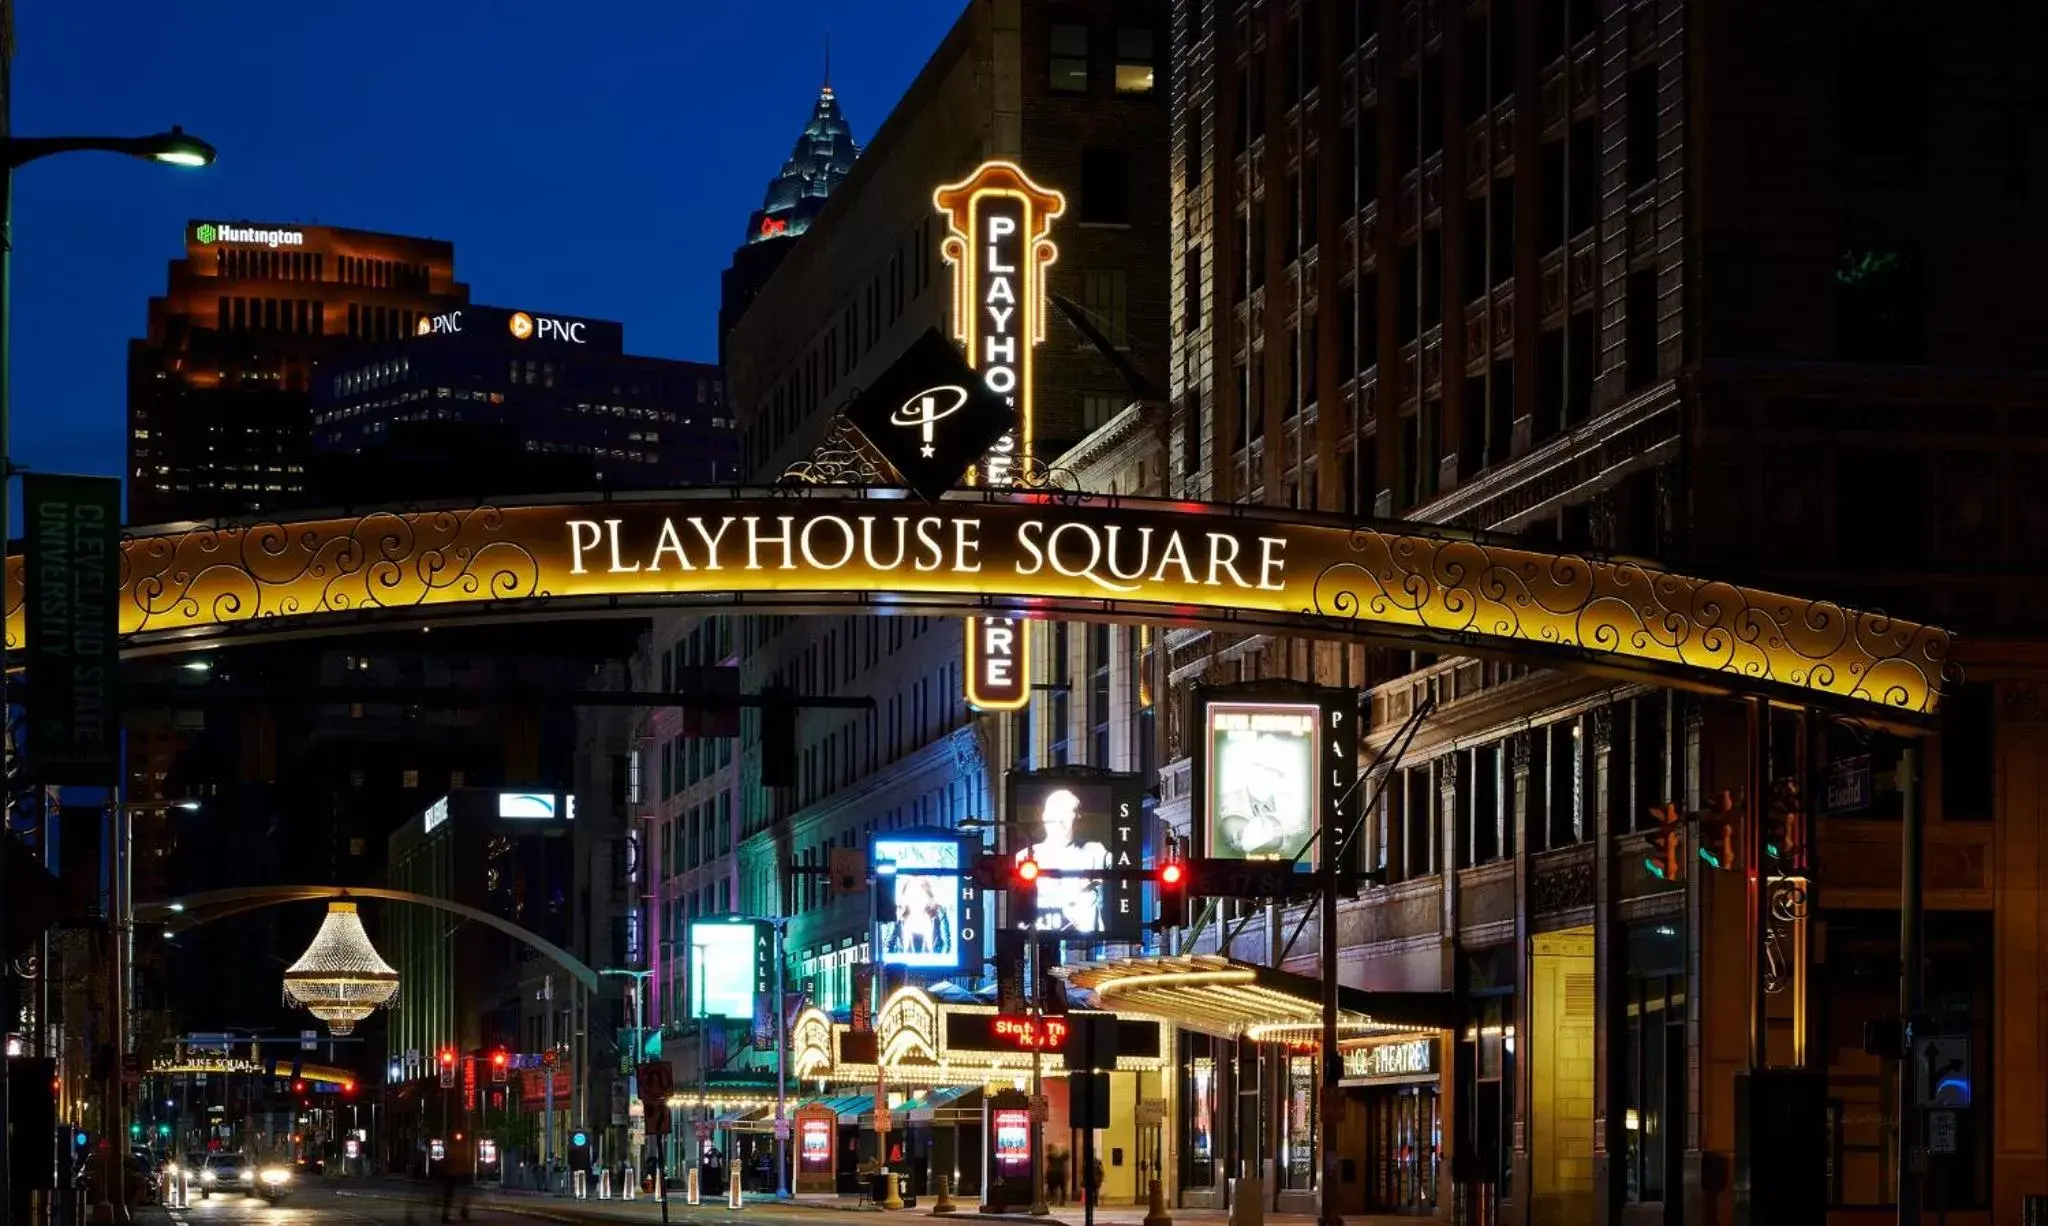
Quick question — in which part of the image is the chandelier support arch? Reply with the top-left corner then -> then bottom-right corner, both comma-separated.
136,885 -> 602,994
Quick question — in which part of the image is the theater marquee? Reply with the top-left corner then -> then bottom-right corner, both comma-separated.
0,492 -> 1950,718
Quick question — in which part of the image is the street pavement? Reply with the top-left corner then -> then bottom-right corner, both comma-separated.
146,1178 -> 1412,1226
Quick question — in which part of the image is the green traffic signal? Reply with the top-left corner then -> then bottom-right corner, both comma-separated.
1643,855 -> 1670,880
129,1123 -> 141,1139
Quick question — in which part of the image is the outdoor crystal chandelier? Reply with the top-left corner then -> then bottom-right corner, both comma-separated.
282,901 -> 399,1036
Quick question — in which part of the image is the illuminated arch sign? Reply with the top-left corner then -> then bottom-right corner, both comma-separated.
0,491 -> 1949,718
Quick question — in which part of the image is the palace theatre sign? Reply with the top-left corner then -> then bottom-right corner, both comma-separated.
1,491 -> 1950,720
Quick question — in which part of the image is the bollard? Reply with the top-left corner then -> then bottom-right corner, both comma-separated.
623,1172 -> 636,1201
686,1166 -> 701,1206
930,1175 -> 957,1215
599,1169 -> 611,1200
574,1170 -> 587,1200
1142,1177 -> 1172,1226
728,1173 -> 743,1210
883,1171 -> 905,1211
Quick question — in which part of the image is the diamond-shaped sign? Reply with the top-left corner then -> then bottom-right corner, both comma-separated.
845,327 -> 1014,501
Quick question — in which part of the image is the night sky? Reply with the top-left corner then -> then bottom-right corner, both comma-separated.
8,0 -> 960,489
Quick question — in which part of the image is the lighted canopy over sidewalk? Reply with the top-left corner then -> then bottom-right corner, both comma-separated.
1061,954 -> 1457,1043
2,487 -> 1953,719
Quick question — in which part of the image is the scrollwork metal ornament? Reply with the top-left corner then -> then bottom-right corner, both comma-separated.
1769,876 -> 1809,924
780,413 -> 888,487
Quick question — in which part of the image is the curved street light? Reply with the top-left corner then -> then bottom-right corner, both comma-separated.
0,117 -> 215,1226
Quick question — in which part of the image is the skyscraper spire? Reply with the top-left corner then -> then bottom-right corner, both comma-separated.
743,78 -> 859,244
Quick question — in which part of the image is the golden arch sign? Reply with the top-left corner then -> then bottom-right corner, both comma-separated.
1,489 -> 1949,718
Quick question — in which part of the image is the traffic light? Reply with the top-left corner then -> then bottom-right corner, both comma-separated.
1697,792 -> 1739,871
490,1050 -> 509,1083
760,685 -> 797,790
129,1122 -> 142,1140
157,1123 -> 171,1138
1642,802 -> 1685,881
438,1048 -> 457,1088
1155,859 -> 1189,927
1012,854 -> 1040,920
971,854 -> 1008,891
569,1130 -> 592,1172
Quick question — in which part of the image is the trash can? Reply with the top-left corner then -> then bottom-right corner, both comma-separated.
1227,1173 -> 1264,1226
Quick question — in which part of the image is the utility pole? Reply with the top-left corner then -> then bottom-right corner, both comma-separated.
771,918 -> 789,1199
1897,746 -> 1923,1226
542,974 -> 555,1182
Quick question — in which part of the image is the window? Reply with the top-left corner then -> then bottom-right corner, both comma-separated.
1182,389 -> 1204,477
1080,148 -> 1131,224
1051,24 -> 1090,93
1623,971 -> 1685,1203
1626,67 -> 1658,187
1184,248 -> 1204,329
1081,268 -> 1129,346
1626,270 -> 1658,390
1186,106 -> 1205,187
1115,27 -> 1155,92
1082,395 -> 1123,432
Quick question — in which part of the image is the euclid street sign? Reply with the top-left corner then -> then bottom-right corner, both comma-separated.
934,161 -> 1066,712
22,474 -> 121,786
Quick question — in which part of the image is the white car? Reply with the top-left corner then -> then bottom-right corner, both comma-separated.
198,1153 -> 256,1197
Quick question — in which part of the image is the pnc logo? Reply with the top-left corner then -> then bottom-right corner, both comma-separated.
889,386 -> 971,458
508,311 -> 535,340
420,311 -> 462,336
195,223 -> 218,245
415,318 -> 432,336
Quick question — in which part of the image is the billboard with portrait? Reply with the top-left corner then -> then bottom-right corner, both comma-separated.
1199,700 -> 1320,862
873,835 -> 969,971
1006,773 -> 1144,939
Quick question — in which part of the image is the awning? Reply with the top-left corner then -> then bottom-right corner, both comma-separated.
903,1085 -> 977,1122
1060,955 -> 1456,1041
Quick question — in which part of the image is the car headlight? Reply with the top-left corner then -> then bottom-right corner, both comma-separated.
260,1168 -> 291,1186
200,1170 -> 217,1183
239,1169 -> 255,1182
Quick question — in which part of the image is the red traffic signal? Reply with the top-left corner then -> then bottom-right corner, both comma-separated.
439,1049 -> 456,1067
1015,856 -> 1041,884
490,1050 -> 509,1083
1155,859 -> 1189,927
1697,791 -> 1740,871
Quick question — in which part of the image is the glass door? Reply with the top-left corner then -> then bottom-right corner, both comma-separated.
1365,1087 -> 1440,1212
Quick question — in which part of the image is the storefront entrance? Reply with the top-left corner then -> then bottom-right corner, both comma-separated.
1363,1085 -> 1440,1212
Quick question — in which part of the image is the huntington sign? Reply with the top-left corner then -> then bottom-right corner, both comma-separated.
0,492 -> 1950,720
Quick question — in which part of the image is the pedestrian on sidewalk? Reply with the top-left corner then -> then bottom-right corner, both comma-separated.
1047,1147 -> 1069,1206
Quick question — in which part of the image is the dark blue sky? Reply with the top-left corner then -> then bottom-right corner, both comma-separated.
9,0 -> 960,483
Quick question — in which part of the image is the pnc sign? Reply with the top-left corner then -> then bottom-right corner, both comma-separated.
509,311 -> 588,344
935,161 -> 1065,711
419,311 -> 462,336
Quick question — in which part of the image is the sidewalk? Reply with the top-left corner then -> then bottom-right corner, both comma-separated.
330,1179 -> 1360,1226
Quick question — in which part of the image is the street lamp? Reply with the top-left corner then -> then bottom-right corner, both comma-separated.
600,968 -> 655,1186
0,118 -> 213,1225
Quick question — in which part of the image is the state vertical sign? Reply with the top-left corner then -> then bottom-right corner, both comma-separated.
23,474 -> 121,786
934,161 -> 1065,712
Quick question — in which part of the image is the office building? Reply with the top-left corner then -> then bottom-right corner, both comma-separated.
127,221 -> 468,523
720,81 -> 862,371
1160,0 -> 2044,1221
719,0 -> 1171,1199
312,303 -> 737,492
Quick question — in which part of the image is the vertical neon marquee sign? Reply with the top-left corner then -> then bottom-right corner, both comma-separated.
934,161 -> 1065,712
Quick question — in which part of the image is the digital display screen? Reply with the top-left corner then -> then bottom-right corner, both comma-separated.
873,836 -> 966,971
993,1109 -> 1031,1170
687,918 -> 761,1019
799,1119 -> 832,1172
1202,701 -> 1319,862
1007,775 -> 1143,938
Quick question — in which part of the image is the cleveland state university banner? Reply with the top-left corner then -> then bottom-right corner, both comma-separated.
0,492 -> 1950,718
